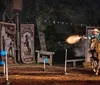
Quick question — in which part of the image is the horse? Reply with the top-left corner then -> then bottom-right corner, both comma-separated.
90,38 -> 100,75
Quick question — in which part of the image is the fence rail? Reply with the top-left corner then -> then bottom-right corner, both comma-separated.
66,59 -> 85,67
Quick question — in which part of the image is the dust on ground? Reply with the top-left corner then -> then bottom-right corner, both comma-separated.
0,64 -> 100,85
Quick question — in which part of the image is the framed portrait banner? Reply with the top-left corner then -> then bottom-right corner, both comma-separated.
20,24 -> 35,63
85,27 -> 100,62
0,22 -> 16,64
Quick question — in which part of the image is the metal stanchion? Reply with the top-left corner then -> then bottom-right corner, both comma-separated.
4,51 -> 10,84
3,63 -> 5,76
44,59 -> 46,70
65,49 -> 68,75
43,58 -> 48,71
0,51 -> 10,84
0,60 -> 5,76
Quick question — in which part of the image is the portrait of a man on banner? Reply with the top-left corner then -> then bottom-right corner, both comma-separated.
0,23 -> 16,64
20,24 -> 35,63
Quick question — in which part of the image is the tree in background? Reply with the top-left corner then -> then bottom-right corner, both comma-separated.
1,0 -> 100,52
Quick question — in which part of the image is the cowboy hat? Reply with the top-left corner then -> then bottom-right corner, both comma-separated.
92,29 -> 100,32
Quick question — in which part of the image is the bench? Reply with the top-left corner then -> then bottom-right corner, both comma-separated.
36,50 -> 55,66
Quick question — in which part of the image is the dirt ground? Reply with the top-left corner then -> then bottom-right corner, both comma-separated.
0,64 -> 100,85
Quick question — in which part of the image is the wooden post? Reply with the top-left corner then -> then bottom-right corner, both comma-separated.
16,12 -> 20,63
0,25 -> 2,61
50,55 -> 52,66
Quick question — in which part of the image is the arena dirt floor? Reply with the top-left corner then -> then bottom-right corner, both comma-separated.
0,64 -> 100,85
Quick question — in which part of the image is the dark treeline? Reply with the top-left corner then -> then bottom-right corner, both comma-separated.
0,0 -> 100,63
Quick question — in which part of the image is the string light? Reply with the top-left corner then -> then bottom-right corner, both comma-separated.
40,19 -> 100,27
57,21 -> 60,24
71,23 -> 73,25
48,21 -> 51,23
81,24 -> 83,26
62,22 -> 64,24
66,23 -> 68,25
53,21 -> 55,24
44,20 -> 47,22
